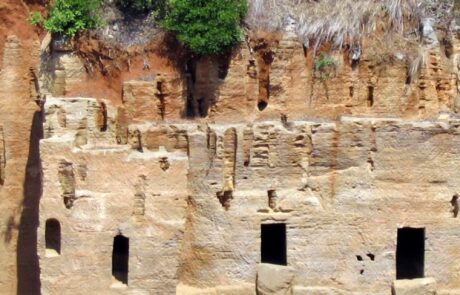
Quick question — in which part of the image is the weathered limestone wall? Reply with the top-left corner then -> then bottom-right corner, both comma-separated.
39,93 -> 460,294
32,7 -> 460,295
40,98 -> 189,294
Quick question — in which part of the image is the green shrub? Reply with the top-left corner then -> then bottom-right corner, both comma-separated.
314,53 -> 336,80
44,0 -> 102,37
162,0 -> 248,55
29,11 -> 44,26
314,53 -> 335,71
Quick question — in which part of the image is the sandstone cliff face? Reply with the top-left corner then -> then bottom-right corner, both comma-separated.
3,1 -> 460,295
0,1 -> 42,291
39,98 -> 460,294
35,19 -> 460,294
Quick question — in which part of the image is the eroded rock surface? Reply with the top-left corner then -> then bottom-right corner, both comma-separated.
36,92 -> 460,294
4,2 -> 460,295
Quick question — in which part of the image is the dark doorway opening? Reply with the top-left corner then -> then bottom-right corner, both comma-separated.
396,227 -> 425,279
45,219 -> 61,255
261,223 -> 287,265
367,86 -> 374,107
112,235 -> 129,285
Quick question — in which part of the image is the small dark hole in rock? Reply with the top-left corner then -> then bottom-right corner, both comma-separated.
216,191 -> 233,210
405,74 -> 411,85
198,98 -> 208,118
367,86 -> 374,107
351,59 -> 359,70
360,269 -> 364,275
258,101 -> 268,111
186,95 -> 195,118
451,195 -> 459,218
99,102 -> 108,132
356,255 -> 363,261
367,253 -> 375,261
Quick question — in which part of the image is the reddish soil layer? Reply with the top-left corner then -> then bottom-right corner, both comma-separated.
0,0 -> 44,68
67,33 -> 187,105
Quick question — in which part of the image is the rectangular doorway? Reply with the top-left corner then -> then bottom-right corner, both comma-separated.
396,227 -> 425,279
112,235 -> 129,285
261,223 -> 287,265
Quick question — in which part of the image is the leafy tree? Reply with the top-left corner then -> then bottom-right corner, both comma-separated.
162,0 -> 247,55
44,0 -> 102,37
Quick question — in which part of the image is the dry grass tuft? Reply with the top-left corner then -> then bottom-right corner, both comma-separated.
247,0 -> 446,49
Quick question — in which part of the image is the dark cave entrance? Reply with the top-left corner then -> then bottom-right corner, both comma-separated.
261,223 -> 287,265
396,227 -> 425,279
112,235 -> 129,285
45,218 -> 61,255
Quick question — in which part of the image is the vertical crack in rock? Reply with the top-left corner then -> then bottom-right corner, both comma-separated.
268,127 -> 279,168
223,128 -> 237,191
29,68 -> 41,104
246,59 -> 258,109
367,85 -> 374,107
133,192 -> 145,222
0,126 -> 5,185
451,194 -> 459,218
185,58 -> 197,118
368,125 -> 377,172
243,126 -> 253,167
330,126 -> 341,199
98,101 -> 108,132
87,100 -> 102,134
207,127 -> 217,162
156,78 -> 166,120
252,125 -> 271,167
133,175 -> 147,221
291,125 -> 313,172
58,160 -> 76,209
255,43 -> 275,111
74,118 -> 88,148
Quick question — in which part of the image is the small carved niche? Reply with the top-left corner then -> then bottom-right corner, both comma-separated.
98,102 -> 108,132
130,129 -> 143,152
76,163 -> 88,181
268,190 -> 278,211
159,157 -> 170,171
451,194 -> 459,218
58,160 -> 76,209
45,218 -> 61,257
216,190 -> 233,210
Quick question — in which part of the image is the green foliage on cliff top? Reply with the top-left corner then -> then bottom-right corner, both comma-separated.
115,0 -> 167,16
44,0 -> 102,37
162,0 -> 248,55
